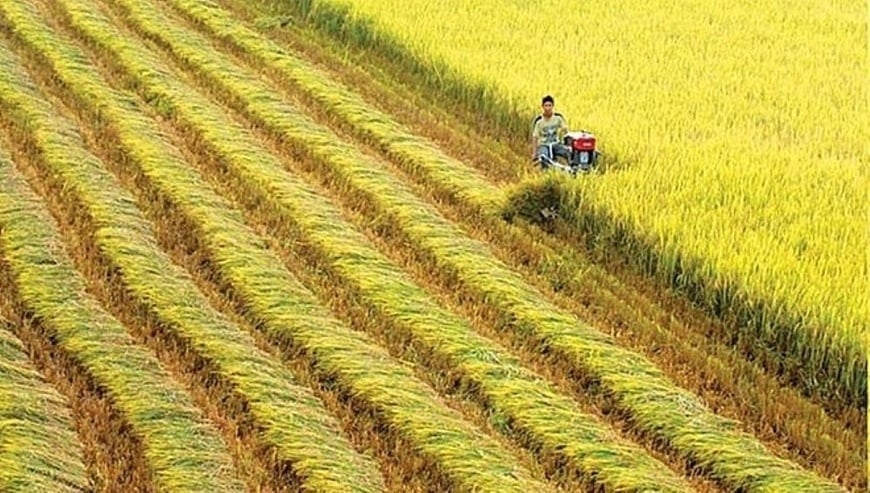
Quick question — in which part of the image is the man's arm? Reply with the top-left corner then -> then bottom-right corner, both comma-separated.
530,120 -> 540,159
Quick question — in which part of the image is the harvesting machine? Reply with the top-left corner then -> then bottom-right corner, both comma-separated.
536,130 -> 601,175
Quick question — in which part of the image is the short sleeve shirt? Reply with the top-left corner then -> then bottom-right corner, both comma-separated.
532,114 -> 569,144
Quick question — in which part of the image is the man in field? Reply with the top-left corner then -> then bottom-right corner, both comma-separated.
530,94 -> 570,163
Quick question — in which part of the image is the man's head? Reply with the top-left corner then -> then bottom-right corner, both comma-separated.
541,94 -> 555,117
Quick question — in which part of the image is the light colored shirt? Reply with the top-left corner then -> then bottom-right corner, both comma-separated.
531,113 -> 569,144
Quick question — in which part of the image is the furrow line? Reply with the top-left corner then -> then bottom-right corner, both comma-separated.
0,101 -> 241,492
93,0 -> 848,490
24,1 -> 558,491
0,3 -> 386,491
80,1 -> 700,490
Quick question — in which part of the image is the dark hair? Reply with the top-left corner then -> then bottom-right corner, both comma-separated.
542,94 -> 554,105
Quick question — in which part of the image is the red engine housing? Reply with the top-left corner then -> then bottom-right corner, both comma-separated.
570,133 -> 596,151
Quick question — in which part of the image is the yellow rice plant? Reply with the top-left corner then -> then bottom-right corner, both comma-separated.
0,5 -> 387,490
43,2 -> 554,490
67,0 -> 694,489
290,0 -> 868,410
0,117 -> 241,492
93,0 -> 848,489
0,322 -> 89,492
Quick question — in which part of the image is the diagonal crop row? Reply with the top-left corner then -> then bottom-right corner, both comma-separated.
0,321 -> 89,493
156,2 -> 865,486
69,2 -> 700,491
235,82 -> 844,491
0,5 -> 386,491
333,120 -> 864,487
177,0 -> 865,430
0,119 -> 241,492
19,2 -> 556,492
95,0 -> 848,490
493,192 -> 866,488
155,0 -> 506,213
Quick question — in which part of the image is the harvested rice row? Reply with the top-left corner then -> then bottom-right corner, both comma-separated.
490,206 -> 866,488
0,323 -> 89,492
77,3 -> 697,491
0,5 -> 385,491
159,2 -> 865,486
0,111 -> 241,492
28,3 -> 554,492
96,1 -> 845,491
155,0 -> 503,213
268,21 -> 866,490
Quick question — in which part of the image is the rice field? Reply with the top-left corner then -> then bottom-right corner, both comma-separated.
0,0 -> 863,491
285,0 -> 868,415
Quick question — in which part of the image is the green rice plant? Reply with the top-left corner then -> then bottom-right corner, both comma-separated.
0,322 -> 90,493
0,120 -> 242,492
0,7 -> 386,491
62,2 -> 702,491
88,1 -> 849,490
19,3 -> 554,491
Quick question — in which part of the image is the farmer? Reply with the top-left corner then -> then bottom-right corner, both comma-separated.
530,94 -> 570,163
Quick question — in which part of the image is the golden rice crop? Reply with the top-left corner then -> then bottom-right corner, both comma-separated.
147,9 -> 865,484
292,0 -> 868,409
110,3 -> 852,486
90,0 -> 848,488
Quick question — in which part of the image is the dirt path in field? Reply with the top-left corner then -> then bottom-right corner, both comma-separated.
0,0 -> 863,490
